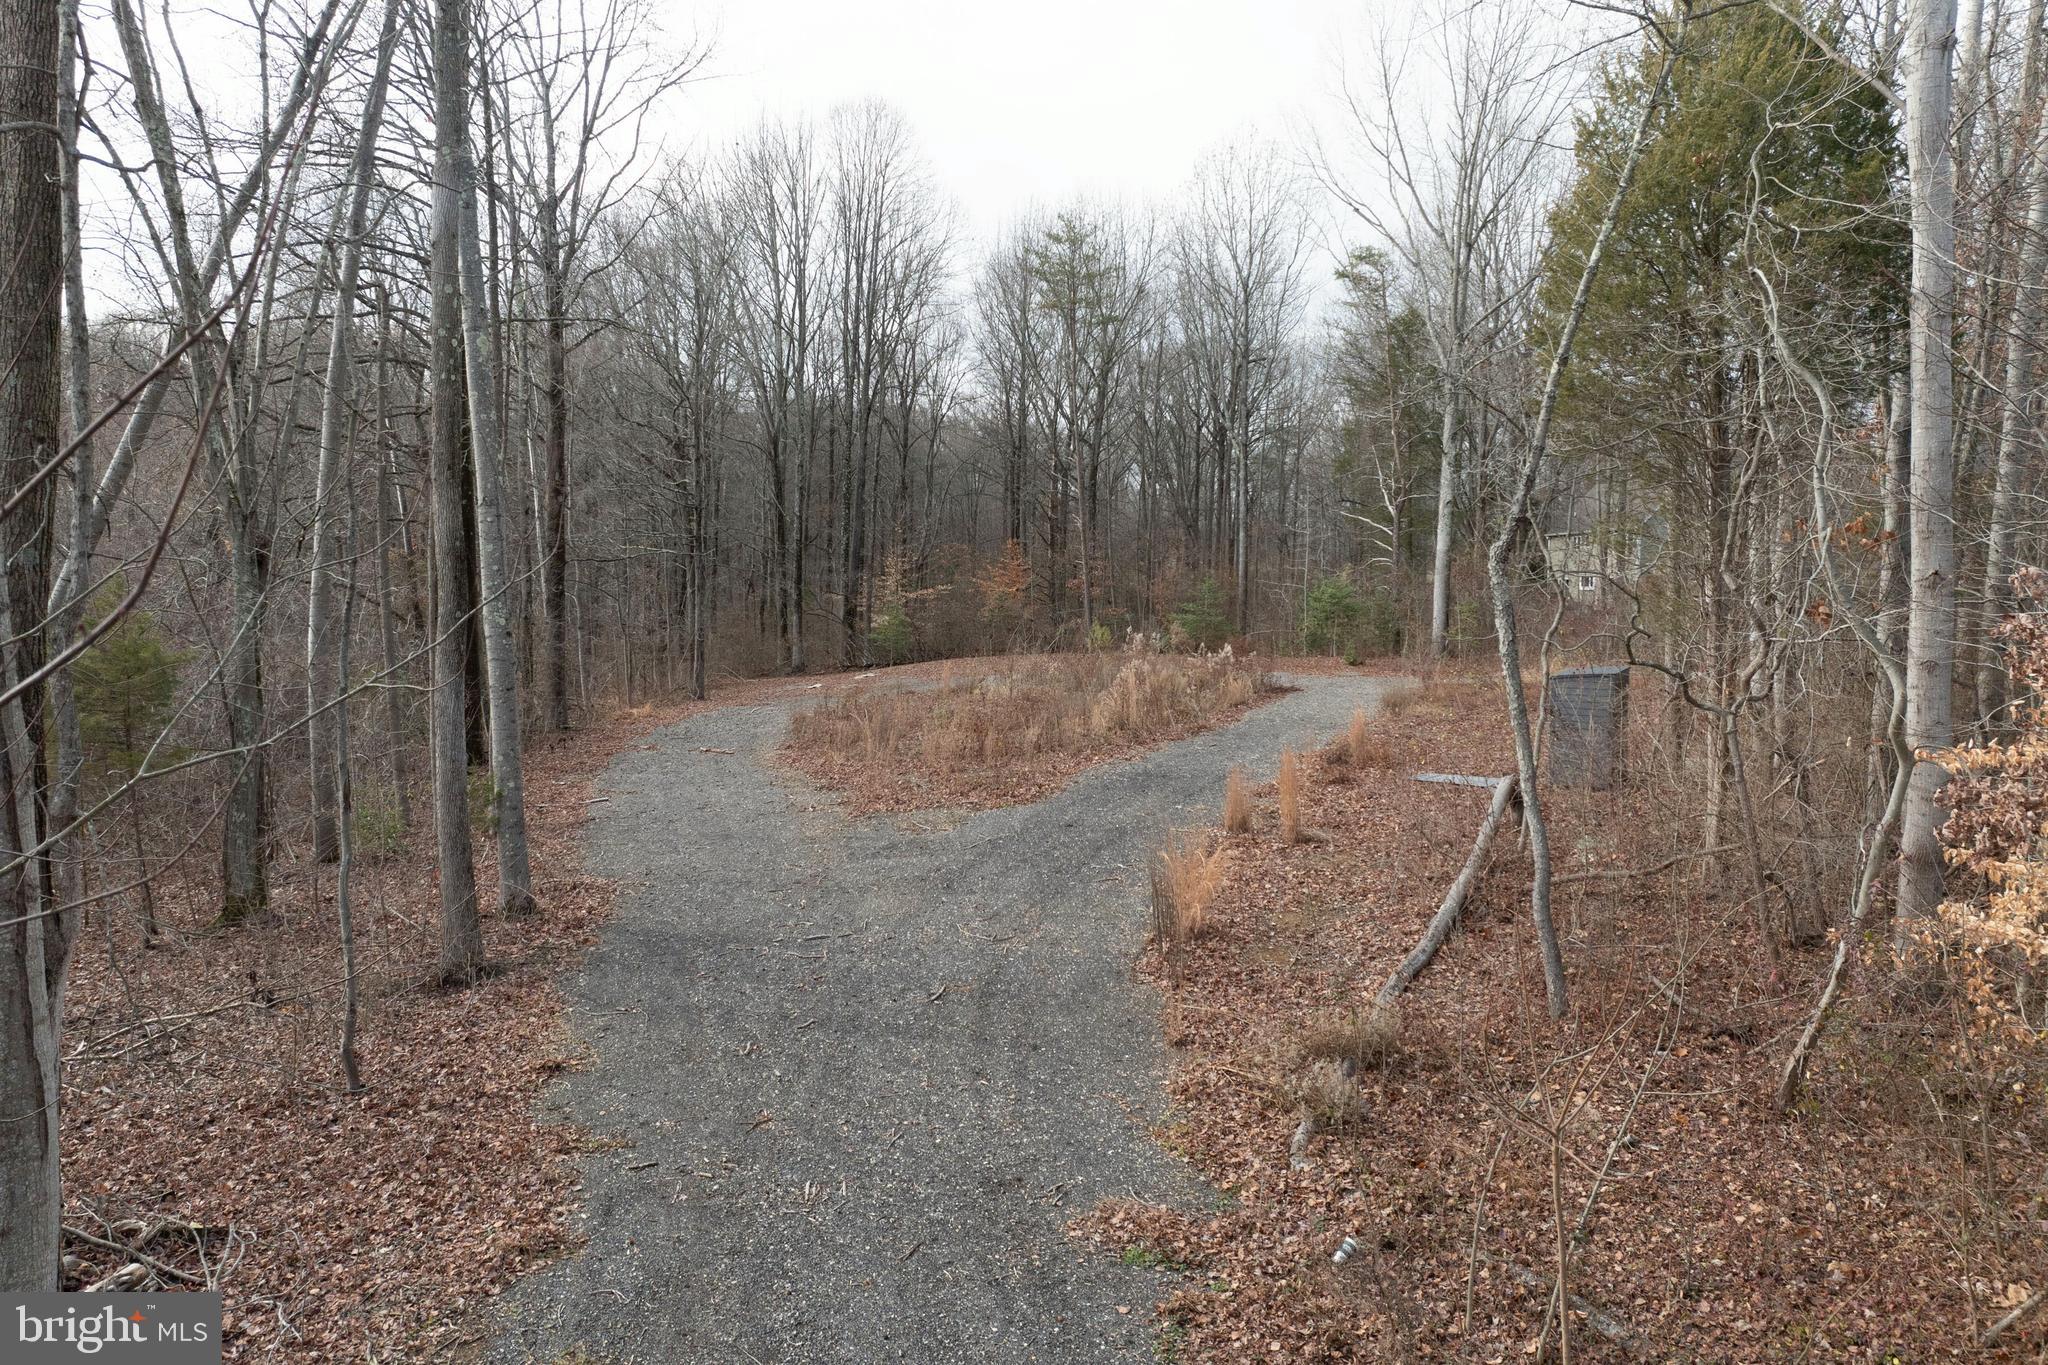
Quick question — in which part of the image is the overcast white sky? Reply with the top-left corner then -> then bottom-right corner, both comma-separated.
675,0 -> 1353,249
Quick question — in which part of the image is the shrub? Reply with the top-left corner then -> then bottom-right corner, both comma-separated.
1223,766 -> 1253,835
869,602 -> 914,665
1088,621 -> 1112,652
1357,589 -> 1404,656
1172,578 -> 1232,651
74,592 -> 188,791
1296,1004 -> 1401,1073
1288,1059 -> 1365,1129
1450,599 -> 1486,652
1303,576 -> 1365,653
353,804 -> 405,862
1277,749 -> 1303,844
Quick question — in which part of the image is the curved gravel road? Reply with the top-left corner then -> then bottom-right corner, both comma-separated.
492,670 -> 1396,1364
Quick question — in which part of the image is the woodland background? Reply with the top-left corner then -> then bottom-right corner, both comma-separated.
0,0 -> 2042,1347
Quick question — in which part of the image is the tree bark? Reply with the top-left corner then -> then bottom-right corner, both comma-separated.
1897,0 -> 1959,937
539,202 -> 571,731
372,286 -> 411,828
47,0 -> 88,943
430,0 -> 483,981
1431,393 -> 1458,656
444,0 -> 536,918
0,0 -> 66,1290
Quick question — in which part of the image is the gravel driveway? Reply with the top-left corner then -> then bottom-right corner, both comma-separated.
491,670 -> 1398,1364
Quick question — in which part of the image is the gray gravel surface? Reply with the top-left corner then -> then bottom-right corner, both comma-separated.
491,671 -> 1396,1364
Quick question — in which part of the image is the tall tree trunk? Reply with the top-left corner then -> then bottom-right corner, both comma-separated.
1979,0 -> 2047,731
373,289 -> 411,829
430,0 -> 482,982
48,0 -> 88,938
445,0 -> 537,918
1431,392 -> 1458,657
0,0 -> 64,1290
539,222 -> 570,731
219,524 -> 270,924
1897,0 -> 1959,937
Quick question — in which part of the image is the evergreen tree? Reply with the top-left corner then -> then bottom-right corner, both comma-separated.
73,592 -> 187,942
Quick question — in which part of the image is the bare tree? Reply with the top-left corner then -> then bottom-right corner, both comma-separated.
1318,0 -> 1566,656
499,0 -> 700,730
1173,141 -> 1311,631
306,0 -> 404,863
1488,4 -> 1690,1019
1896,0 -> 1959,935
728,118 -> 828,673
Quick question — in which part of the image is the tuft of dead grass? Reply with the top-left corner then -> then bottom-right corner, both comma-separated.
1277,748 -> 1303,844
1378,684 -> 1421,718
1296,1003 -> 1401,1073
785,652 -> 1279,814
1222,766 -> 1254,834
1152,832 -> 1228,947
1348,706 -> 1393,771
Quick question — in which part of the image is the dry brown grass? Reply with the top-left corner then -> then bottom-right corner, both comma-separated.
1378,684 -> 1422,718
785,651 -> 1278,813
1277,748 -> 1303,844
1222,765 -> 1254,834
1152,832 -> 1229,946
1380,677 -> 1497,725
1349,707 -> 1392,770
1321,707 -> 1394,783
1296,1003 -> 1401,1073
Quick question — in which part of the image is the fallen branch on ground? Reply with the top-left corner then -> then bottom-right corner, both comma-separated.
1984,1288 -> 2047,1347
63,1225 -> 207,1287
1377,775 -> 1519,1008
1288,1114 -> 1317,1170
1486,1255 -> 1640,1350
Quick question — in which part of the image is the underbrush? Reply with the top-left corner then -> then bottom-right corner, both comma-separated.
1084,685 -> 2048,1363
782,650 -> 1280,813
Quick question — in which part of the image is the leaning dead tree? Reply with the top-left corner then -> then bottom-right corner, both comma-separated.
1486,2 -> 1689,1019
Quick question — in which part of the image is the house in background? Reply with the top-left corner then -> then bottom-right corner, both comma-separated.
1537,484 -> 1658,602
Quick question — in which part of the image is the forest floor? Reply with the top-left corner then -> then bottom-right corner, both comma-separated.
56,652 -> 1353,1364
1076,674 -> 2048,1362
486,665 -> 1393,1363
57,670 -> 846,1362
65,655 -> 2023,1364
